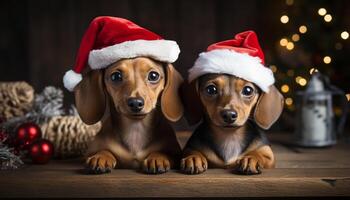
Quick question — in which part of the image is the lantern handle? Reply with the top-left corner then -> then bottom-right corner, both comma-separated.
319,73 -> 348,136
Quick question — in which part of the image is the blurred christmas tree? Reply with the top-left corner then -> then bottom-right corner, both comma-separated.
269,0 -> 349,128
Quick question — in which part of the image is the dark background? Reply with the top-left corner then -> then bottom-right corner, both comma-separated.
1,0 -> 349,131
0,0 -> 282,90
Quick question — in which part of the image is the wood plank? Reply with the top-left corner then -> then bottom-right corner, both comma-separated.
1,132 -> 350,197
1,160 -> 350,197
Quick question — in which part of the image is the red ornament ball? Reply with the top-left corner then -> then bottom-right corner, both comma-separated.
15,122 -> 42,150
29,139 -> 54,164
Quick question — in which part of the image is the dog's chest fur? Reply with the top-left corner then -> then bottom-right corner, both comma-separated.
213,133 -> 243,164
121,121 -> 151,154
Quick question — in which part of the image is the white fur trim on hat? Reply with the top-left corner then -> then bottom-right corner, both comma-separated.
63,70 -> 82,92
188,49 -> 275,92
88,39 -> 180,69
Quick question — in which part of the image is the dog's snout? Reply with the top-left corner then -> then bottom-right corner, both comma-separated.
127,98 -> 144,112
220,110 -> 237,124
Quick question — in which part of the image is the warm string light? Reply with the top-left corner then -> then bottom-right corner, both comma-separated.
292,34 -> 300,42
270,65 -> 277,73
324,14 -> 332,22
299,78 -> 307,86
341,31 -> 349,40
299,25 -> 307,34
279,38 -> 295,50
295,76 -> 307,86
280,38 -> 288,46
318,8 -> 327,16
280,15 -> 289,24
323,56 -> 331,64
286,42 -> 294,50
277,6 -> 343,88
285,97 -> 293,106
281,84 -> 290,93
286,0 -> 294,6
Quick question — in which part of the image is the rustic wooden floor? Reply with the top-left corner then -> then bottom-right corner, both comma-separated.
1,131 -> 350,198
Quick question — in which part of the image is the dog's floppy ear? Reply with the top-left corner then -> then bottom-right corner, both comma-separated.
180,80 -> 204,126
254,85 -> 284,130
161,64 -> 184,122
74,70 -> 106,125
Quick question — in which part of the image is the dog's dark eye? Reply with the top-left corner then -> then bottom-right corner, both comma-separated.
242,86 -> 254,96
148,71 -> 160,82
205,85 -> 218,95
111,71 -> 122,82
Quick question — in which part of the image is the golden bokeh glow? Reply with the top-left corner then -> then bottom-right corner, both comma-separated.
281,85 -> 290,93
346,94 -> 350,101
323,56 -> 331,64
280,15 -> 289,24
299,78 -> 307,86
280,38 -> 288,46
286,42 -> 294,50
292,34 -> 300,42
299,25 -> 307,34
286,0 -> 294,6
318,8 -> 327,16
295,76 -> 302,83
270,65 -> 277,73
324,14 -> 332,22
341,31 -> 349,40
285,98 -> 293,106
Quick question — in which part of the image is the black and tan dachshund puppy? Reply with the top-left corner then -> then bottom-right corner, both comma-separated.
181,74 -> 284,175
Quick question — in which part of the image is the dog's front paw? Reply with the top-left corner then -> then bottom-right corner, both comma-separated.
180,155 -> 208,175
142,153 -> 171,174
234,156 -> 262,175
85,150 -> 117,174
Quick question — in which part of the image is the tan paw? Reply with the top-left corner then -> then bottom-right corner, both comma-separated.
85,150 -> 117,174
235,156 -> 262,175
142,153 -> 171,174
180,154 -> 208,174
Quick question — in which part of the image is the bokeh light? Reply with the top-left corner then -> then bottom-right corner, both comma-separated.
280,38 -> 288,46
281,84 -> 290,93
280,15 -> 289,24
270,65 -> 277,73
324,14 -> 332,22
286,42 -> 294,50
318,8 -> 327,16
323,56 -> 331,64
292,34 -> 300,42
285,98 -> 293,106
299,25 -> 307,34
341,31 -> 349,40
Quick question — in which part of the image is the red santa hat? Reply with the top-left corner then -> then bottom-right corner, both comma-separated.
63,16 -> 180,91
188,31 -> 274,92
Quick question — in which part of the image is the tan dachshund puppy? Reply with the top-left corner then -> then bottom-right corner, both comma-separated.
75,57 -> 183,174
180,74 -> 284,175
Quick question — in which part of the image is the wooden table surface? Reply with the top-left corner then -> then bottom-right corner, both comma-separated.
1,131 -> 350,198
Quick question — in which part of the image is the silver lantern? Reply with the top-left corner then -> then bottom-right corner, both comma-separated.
294,72 -> 348,147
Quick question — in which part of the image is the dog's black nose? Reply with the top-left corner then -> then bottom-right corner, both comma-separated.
221,110 -> 237,124
127,98 -> 144,112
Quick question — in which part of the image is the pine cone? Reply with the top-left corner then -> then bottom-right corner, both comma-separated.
0,82 -> 34,120
41,116 -> 101,158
